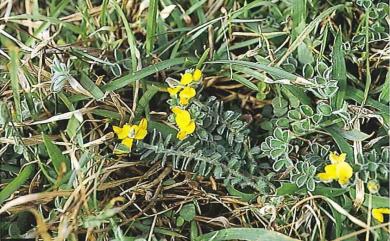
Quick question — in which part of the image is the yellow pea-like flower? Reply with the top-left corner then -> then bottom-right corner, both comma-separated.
317,164 -> 337,183
113,124 -> 131,139
113,118 -> 148,150
134,118 -> 148,140
367,180 -> 379,194
335,162 -> 353,186
329,152 -> 346,164
179,86 -> 196,106
372,208 -> 390,223
180,73 -> 193,85
177,121 -> 195,140
167,86 -> 182,96
171,107 -> 196,140
121,138 -> 134,149
317,152 -> 353,187
192,69 -> 202,81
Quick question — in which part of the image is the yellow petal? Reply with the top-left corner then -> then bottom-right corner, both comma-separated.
179,86 -> 196,99
336,162 -> 353,179
337,177 -> 349,186
167,87 -> 181,96
121,138 -> 133,149
113,126 -> 122,134
193,69 -> 202,81
184,120 -> 196,135
324,164 -> 338,179
172,107 -> 191,128
180,73 -> 193,85
179,97 -> 189,106
317,173 -> 334,183
372,208 -> 385,223
117,124 -> 131,139
177,130 -> 187,140
135,118 -> 148,140
176,121 -> 196,140
317,164 -> 337,183
329,152 -> 346,164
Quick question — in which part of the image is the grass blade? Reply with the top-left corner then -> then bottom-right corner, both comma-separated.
0,164 -> 35,205
146,0 -> 158,54
7,41 -> 22,122
102,57 -> 195,92
194,228 -> 298,241
42,134 -> 70,175
332,31 -> 347,109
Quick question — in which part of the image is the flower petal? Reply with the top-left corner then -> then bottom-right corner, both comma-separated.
179,86 -> 196,99
121,138 -> 134,149
185,120 -> 196,135
117,124 -> 131,139
177,130 -> 187,140
336,162 -> 353,179
193,69 -> 202,81
167,87 -> 181,96
337,177 -> 349,186
113,126 -> 122,134
180,73 -> 193,85
324,164 -> 338,179
317,172 -> 334,183
179,97 -> 189,106
135,118 -> 148,140
329,152 -> 346,164
372,208 -> 385,223
172,107 -> 191,128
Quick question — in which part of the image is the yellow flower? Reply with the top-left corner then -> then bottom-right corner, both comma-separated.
192,69 -> 202,81
329,152 -> 346,164
134,118 -> 148,140
167,86 -> 182,96
367,180 -> 379,194
171,106 -> 196,140
113,118 -> 148,150
121,137 -> 134,149
113,124 -> 131,139
372,208 -> 390,223
317,152 -> 353,186
179,86 -> 196,106
180,73 -> 193,85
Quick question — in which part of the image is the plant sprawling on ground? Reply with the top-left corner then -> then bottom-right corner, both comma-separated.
0,0 -> 389,240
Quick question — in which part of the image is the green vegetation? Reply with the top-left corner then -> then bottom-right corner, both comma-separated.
0,0 -> 389,240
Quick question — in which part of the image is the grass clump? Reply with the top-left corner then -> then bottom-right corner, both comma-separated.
0,0 -> 389,240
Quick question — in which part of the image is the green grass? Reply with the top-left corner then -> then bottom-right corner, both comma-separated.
0,1 -> 389,240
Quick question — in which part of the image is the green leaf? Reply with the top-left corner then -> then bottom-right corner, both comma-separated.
276,4 -> 344,65
194,228 -> 298,241
317,103 -> 332,116
0,100 -> 10,125
332,31 -> 347,109
339,129 -> 371,141
379,71 -> 389,103
80,72 -> 105,100
180,203 -> 196,221
0,164 -> 35,205
103,57 -> 195,92
146,0 -> 158,54
297,42 -> 314,64
42,134 -> 70,175
134,85 -> 159,121
324,127 -> 354,162
6,41 -> 22,122
228,73 -> 258,91
226,185 -> 257,202
276,183 -> 348,197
